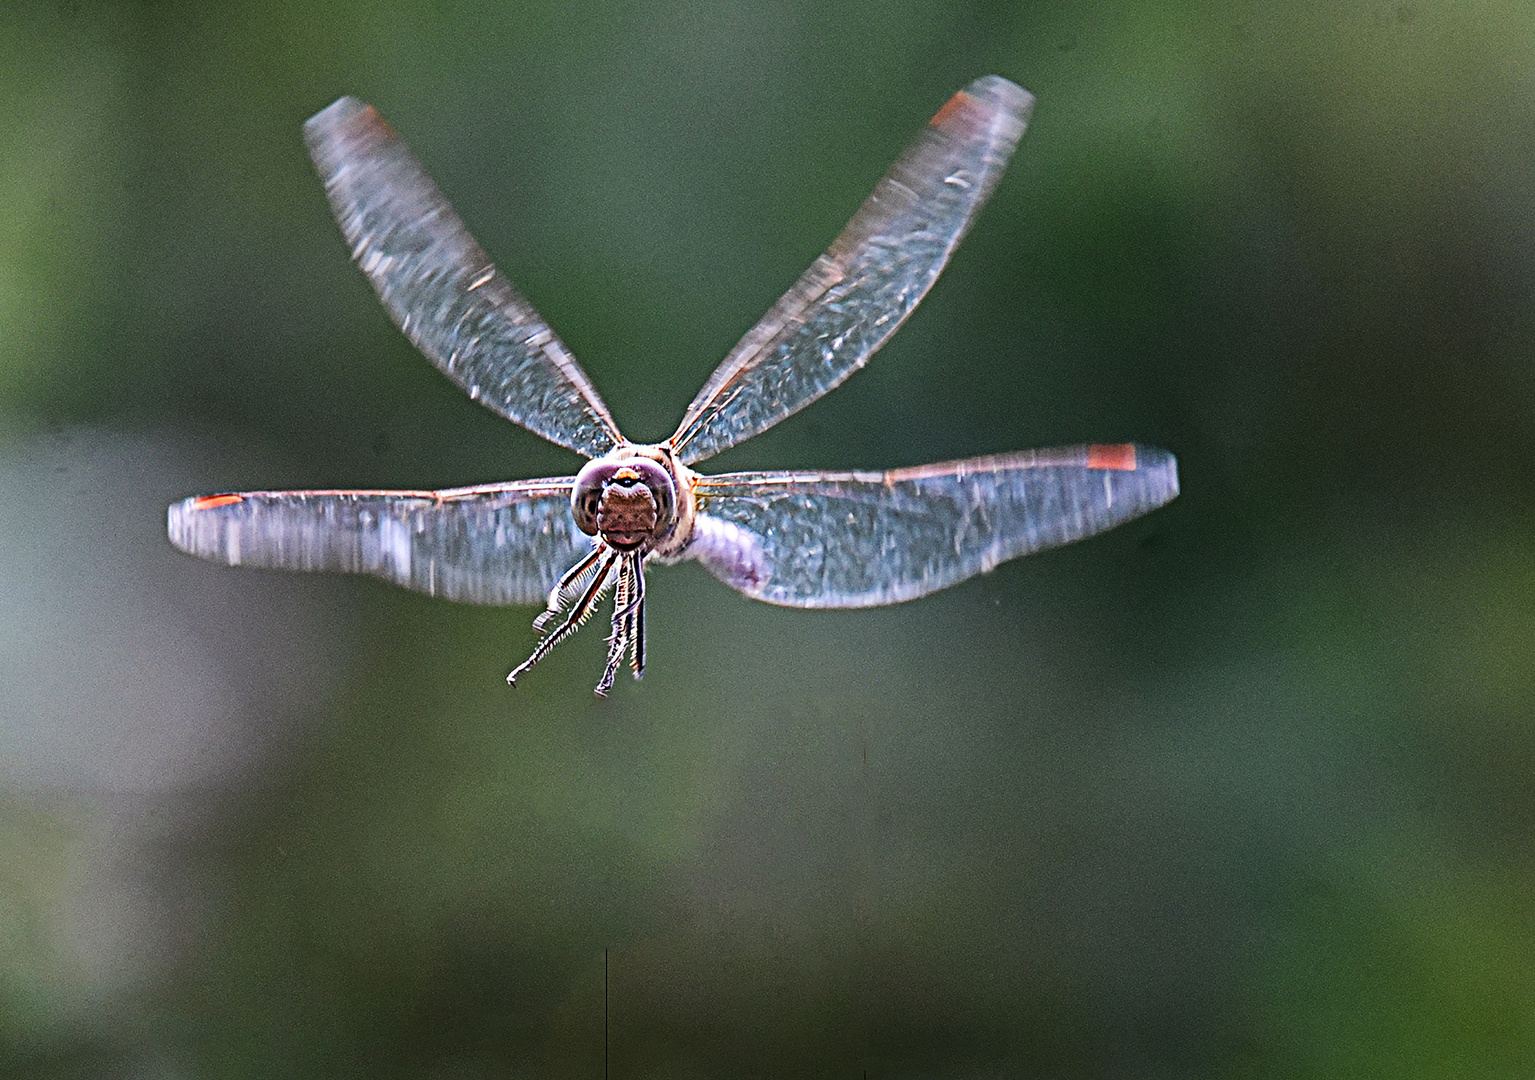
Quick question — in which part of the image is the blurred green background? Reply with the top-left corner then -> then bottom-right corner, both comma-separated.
4,0 -> 1535,1075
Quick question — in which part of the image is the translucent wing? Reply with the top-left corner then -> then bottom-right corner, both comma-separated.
306,98 -> 623,459
669,76 -> 1034,466
167,478 -> 592,605
685,445 -> 1177,607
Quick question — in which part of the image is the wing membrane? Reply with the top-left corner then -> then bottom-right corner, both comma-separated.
669,76 -> 1034,465
306,98 -> 622,459
167,478 -> 591,605
686,445 -> 1177,607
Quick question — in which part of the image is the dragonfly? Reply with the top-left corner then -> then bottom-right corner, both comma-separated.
168,76 -> 1178,695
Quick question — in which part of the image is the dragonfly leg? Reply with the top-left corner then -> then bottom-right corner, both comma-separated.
628,552 -> 646,680
534,543 -> 605,632
595,558 -> 635,697
508,549 -> 617,687
597,554 -> 648,694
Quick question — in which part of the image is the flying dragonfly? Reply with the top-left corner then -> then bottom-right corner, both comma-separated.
168,76 -> 1178,695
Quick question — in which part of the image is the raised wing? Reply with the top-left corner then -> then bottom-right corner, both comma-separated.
306,97 -> 623,459
668,76 -> 1034,466
685,445 -> 1177,607
167,478 -> 591,605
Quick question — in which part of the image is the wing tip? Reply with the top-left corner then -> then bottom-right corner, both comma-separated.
1130,444 -> 1179,504
932,76 -> 1036,137
168,492 -> 252,559
167,495 -> 210,556
1086,443 -> 1178,507
303,95 -> 392,158
965,75 -> 1036,120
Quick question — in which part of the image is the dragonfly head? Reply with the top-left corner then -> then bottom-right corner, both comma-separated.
572,453 -> 678,552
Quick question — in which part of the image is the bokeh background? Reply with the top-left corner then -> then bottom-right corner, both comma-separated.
4,0 -> 1535,1075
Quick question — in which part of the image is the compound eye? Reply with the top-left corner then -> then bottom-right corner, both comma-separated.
571,460 -> 619,536
627,458 -> 677,524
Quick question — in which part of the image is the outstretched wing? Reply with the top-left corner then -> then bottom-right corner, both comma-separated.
306,97 -> 623,459
668,76 -> 1034,466
685,445 -> 1177,608
167,478 -> 591,605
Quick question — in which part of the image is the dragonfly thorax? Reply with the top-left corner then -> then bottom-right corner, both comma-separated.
571,449 -> 681,552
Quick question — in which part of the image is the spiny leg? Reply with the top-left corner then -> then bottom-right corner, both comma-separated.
592,553 -> 654,695
534,543 -> 605,632
595,558 -> 633,696
627,551 -> 646,680
508,549 -> 618,686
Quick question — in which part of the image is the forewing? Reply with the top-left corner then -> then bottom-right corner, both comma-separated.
687,445 -> 1177,607
669,76 -> 1034,465
167,478 -> 591,605
306,98 -> 622,459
